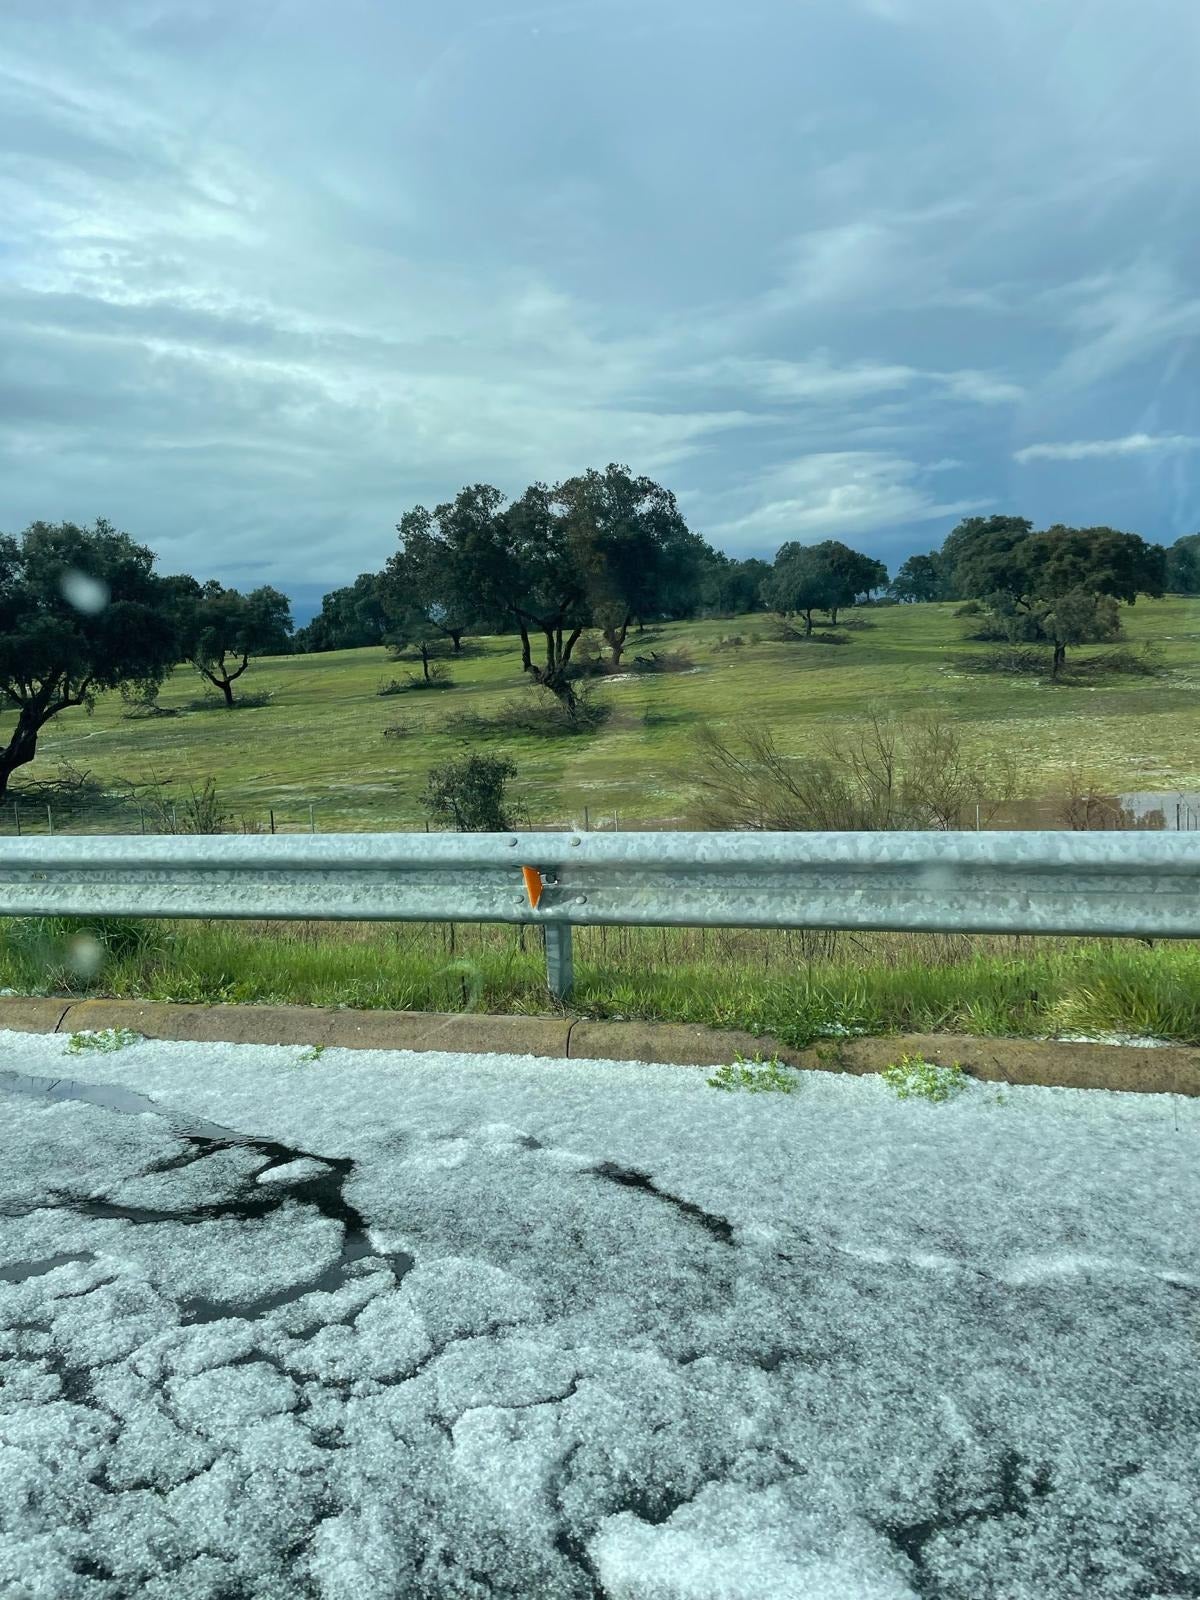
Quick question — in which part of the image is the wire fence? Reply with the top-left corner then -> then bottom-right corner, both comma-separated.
0,798 -> 698,838
3,795 -> 1199,838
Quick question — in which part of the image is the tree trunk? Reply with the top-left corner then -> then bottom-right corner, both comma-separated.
0,709 -> 42,801
518,627 -> 533,673
604,616 -> 630,668
449,629 -> 463,653
1052,642 -> 1066,678
420,642 -> 431,681
803,610 -> 813,636
526,623 -> 583,713
829,606 -> 839,625
220,676 -> 234,706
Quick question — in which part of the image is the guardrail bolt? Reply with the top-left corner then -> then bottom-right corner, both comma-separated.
569,836 -> 581,845
576,895 -> 587,904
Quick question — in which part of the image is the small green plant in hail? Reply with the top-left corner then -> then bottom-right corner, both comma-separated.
297,1043 -> 327,1063
707,1051 -> 800,1094
881,1054 -> 969,1103
66,1027 -> 143,1055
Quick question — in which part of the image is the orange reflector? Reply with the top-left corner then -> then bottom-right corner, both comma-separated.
521,866 -> 544,909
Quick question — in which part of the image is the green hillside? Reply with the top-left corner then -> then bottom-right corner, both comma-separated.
10,598 -> 1200,832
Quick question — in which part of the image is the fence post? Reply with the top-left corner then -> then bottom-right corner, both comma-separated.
13,803 -> 20,837
139,807 -> 145,834
976,803 -> 981,831
309,804 -> 315,834
584,806 -> 589,831
46,804 -> 53,837
543,922 -> 574,1001
270,809 -> 276,835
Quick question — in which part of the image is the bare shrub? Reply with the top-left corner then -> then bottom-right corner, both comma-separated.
377,664 -> 453,694
764,620 -> 849,646
566,635 -> 610,680
1055,763 -> 1161,830
123,775 -> 229,833
119,681 -> 179,719
444,685 -> 610,738
957,647 -> 1048,676
1071,643 -> 1163,677
630,647 -> 694,673
186,689 -> 274,711
687,708 -> 1020,831
962,618 -> 1012,642
10,762 -> 108,813
711,635 -> 744,652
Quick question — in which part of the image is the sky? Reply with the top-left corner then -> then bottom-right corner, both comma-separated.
3,0 -> 1199,624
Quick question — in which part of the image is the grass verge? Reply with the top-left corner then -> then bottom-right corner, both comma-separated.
2,918 -> 1196,1047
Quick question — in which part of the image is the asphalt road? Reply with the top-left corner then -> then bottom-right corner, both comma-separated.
1,1028 -> 1197,1599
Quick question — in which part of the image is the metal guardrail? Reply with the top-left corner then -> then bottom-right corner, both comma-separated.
1,831 -> 1198,1000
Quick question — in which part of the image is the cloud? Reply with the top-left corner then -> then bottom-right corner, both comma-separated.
2,0 -> 1199,597
703,453 -> 990,547
1014,433 -> 1200,464
675,355 -> 1021,408
939,370 -> 1025,405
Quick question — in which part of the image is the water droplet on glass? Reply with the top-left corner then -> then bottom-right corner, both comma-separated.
60,570 -> 110,614
67,935 -> 104,978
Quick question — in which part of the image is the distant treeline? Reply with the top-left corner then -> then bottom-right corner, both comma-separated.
0,466 -> 1195,798
296,469 -> 1199,653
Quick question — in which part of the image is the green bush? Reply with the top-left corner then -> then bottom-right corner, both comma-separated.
421,751 -> 529,832
66,1027 -> 143,1054
880,1054 -> 968,1102
707,1051 -> 801,1093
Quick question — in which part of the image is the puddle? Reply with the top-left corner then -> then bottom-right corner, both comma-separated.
985,790 -> 1200,831
1117,791 -> 1200,830
0,1068 -> 414,1318
0,1251 -> 96,1284
0,1070 -> 243,1142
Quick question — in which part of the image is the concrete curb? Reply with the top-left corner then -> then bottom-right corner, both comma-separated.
0,997 -> 1195,1096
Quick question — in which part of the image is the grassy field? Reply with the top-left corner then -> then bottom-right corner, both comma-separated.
3,916 -> 1199,1047
7,597 -> 1200,832
4,599 -> 1196,1044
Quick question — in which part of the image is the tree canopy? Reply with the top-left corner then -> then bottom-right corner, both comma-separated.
555,463 -> 708,663
176,581 -> 294,704
385,467 -> 712,709
941,515 -> 1035,602
381,505 -> 503,654
0,519 -> 180,797
1165,533 -> 1200,595
889,552 -> 948,603
295,573 -> 387,652
952,521 -> 1165,675
698,553 -> 774,616
761,539 -> 888,632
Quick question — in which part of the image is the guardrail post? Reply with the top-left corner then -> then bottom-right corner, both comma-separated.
543,923 -> 574,1000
